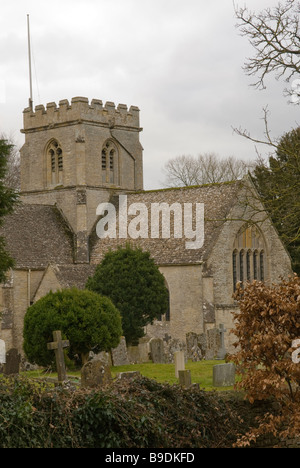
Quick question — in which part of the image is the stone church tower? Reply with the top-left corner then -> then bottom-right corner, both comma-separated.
20,97 -> 143,262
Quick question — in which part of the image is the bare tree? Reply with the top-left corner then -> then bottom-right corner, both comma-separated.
162,153 -> 253,187
234,0 -> 300,98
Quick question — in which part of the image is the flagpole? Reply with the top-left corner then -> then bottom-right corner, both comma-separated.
27,14 -> 33,110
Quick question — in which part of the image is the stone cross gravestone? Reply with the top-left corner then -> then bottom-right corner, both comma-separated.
0,339 -> 6,364
47,330 -> 69,383
4,348 -> 21,375
213,363 -> 235,387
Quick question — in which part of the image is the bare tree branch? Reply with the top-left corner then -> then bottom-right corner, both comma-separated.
234,0 -> 300,96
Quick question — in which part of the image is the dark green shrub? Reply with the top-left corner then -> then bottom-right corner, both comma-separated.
23,288 -> 122,366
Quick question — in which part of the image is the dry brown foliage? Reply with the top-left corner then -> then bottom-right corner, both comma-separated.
229,274 -> 300,447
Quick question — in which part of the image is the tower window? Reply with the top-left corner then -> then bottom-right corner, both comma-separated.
47,140 -> 63,185
101,140 -> 118,185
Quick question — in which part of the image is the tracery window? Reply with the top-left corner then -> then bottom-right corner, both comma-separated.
232,225 -> 267,291
101,140 -> 117,184
47,140 -> 63,185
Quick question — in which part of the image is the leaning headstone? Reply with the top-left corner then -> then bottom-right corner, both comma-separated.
174,351 -> 185,378
0,340 -> 6,364
213,363 -> 235,387
150,338 -> 165,363
81,360 -> 112,388
178,370 -> 192,388
4,348 -> 21,375
47,330 -> 69,384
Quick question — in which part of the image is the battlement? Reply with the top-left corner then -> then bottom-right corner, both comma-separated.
22,97 -> 141,132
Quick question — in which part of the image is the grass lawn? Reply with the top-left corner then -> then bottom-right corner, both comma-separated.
23,360 -> 237,391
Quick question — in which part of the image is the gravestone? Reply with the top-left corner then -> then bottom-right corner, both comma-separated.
81,360 -> 112,388
4,348 -> 21,375
178,370 -> 192,388
0,340 -> 6,364
117,371 -> 141,381
216,324 -> 227,360
213,363 -> 235,387
150,338 -> 165,363
174,351 -> 185,378
111,336 -> 130,366
47,330 -> 69,383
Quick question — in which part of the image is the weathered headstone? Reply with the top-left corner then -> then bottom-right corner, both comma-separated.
216,323 -> 227,360
178,370 -> 192,388
213,363 -> 235,387
206,328 -> 221,360
47,330 -> 69,383
150,338 -> 165,363
0,340 -> 6,364
111,336 -> 130,366
81,360 -> 112,388
4,348 -> 21,375
174,350 -> 185,378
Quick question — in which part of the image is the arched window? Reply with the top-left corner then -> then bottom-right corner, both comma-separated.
232,225 -> 267,291
101,140 -> 118,184
260,251 -> 265,282
47,140 -> 63,185
233,250 -> 238,291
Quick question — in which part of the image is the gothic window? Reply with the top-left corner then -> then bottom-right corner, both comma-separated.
101,140 -> 118,185
232,225 -> 267,291
47,140 -> 63,185
233,250 -> 238,292
260,251 -> 265,282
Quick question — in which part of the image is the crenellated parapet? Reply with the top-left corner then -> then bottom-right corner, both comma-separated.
22,96 -> 141,132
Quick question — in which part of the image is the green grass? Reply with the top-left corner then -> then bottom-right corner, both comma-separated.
111,360 -> 235,390
23,360 -> 237,391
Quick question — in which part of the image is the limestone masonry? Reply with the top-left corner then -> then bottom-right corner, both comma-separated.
0,96 -> 293,363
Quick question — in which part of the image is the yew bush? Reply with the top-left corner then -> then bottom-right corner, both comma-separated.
230,275 -> 300,447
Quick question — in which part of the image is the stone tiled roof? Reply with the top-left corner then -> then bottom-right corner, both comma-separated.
51,264 -> 96,290
0,204 -> 75,268
90,181 -> 242,265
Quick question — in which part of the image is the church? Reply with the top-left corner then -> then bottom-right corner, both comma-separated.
0,96 -> 292,361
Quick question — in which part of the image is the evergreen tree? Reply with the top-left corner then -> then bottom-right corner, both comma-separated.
252,128 -> 300,274
86,245 -> 169,346
0,139 -> 18,282
23,288 -> 123,366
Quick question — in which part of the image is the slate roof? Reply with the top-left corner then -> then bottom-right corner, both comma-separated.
0,204 -> 75,269
90,181 -> 243,265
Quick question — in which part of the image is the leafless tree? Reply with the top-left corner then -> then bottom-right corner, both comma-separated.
234,0 -> 300,99
162,153 -> 254,187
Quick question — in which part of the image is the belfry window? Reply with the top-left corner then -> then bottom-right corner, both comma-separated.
232,225 -> 267,291
47,140 -> 63,185
101,140 -> 118,184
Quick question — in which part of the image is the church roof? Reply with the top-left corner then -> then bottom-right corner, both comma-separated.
0,204 -> 75,269
90,181 -> 243,265
50,264 -> 96,290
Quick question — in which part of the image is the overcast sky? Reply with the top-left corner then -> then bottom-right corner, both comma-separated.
0,0 -> 299,189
